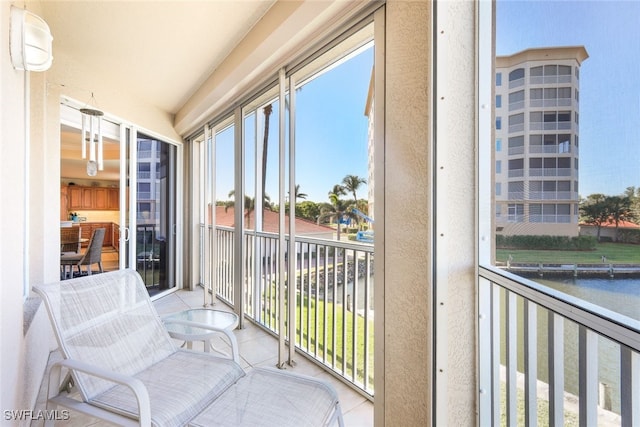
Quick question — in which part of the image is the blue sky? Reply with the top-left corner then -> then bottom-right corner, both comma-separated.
497,0 -> 640,197
214,46 -> 373,204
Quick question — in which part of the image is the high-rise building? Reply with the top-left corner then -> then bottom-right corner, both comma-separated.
495,46 -> 588,236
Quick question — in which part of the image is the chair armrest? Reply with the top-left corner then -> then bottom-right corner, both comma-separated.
49,359 -> 151,426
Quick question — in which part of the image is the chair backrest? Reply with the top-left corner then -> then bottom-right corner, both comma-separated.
33,269 -> 176,400
60,226 -> 81,253
80,227 -> 105,265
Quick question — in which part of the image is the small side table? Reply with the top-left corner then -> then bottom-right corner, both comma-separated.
163,308 -> 240,363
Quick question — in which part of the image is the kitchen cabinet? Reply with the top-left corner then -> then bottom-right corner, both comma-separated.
93,188 -> 109,209
64,186 -> 119,210
60,186 -> 68,220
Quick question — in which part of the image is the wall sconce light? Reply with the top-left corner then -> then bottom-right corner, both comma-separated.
9,6 -> 53,72
80,94 -> 104,177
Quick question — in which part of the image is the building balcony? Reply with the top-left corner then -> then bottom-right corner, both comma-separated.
32,285 -> 373,426
478,266 -> 639,426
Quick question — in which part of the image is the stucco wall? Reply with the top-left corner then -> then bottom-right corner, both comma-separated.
378,1 -> 477,425
1,1 -> 29,417
381,1 -> 433,425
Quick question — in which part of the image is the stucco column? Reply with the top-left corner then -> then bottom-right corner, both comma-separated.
377,1 -> 433,425
376,1 -> 477,425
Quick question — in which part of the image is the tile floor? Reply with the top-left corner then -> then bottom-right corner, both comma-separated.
32,283 -> 374,426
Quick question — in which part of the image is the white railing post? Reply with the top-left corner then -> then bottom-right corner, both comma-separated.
506,290 -> 518,427
621,345 -> 640,427
524,300 -> 538,426
478,277 -> 493,426
548,311 -> 564,426
578,326 -> 598,426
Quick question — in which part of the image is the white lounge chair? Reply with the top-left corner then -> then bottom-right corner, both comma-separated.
33,269 -> 344,426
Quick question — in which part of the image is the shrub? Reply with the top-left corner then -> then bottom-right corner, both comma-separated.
496,235 -> 596,251
616,229 -> 640,244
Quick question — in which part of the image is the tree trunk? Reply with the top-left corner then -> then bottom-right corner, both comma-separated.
261,105 -> 272,229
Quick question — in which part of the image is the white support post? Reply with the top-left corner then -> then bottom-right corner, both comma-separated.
579,326 -> 598,427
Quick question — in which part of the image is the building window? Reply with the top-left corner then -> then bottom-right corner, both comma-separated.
508,158 -> 524,177
508,90 -> 524,110
509,68 -> 525,81
507,203 -> 524,222
496,138 -> 502,152
496,72 -> 502,86
496,182 -> 502,196
138,162 -> 151,179
496,160 -> 502,173
508,112 -> 524,132
496,94 -> 502,108
508,181 -> 524,199
508,135 -> 524,155
496,116 -> 502,130
137,183 -> 151,200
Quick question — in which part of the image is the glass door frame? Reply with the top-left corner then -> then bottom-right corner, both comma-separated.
118,125 -> 183,296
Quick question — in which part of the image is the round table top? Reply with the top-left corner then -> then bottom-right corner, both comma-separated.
163,308 -> 239,340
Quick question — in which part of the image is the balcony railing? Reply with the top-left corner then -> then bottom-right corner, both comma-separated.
200,224 -> 375,398
478,266 -> 640,426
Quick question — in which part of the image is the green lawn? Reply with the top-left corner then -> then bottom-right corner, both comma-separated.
497,242 -> 640,264
259,285 -> 375,389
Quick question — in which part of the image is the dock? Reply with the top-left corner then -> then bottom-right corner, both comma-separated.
501,263 -> 640,278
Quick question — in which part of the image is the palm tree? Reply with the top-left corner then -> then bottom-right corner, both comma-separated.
329,184 -> 346,198
291,184 -> 307,201
226,190 -> 271,228
261,104 -> 273,208
318,193 -> 357,241
341,175 -> 366,203
285,184 -> 308,215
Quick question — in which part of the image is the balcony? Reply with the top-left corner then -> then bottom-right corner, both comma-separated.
201,225 -> 375,398
478,266 -> 640,425
33,285 -> 373,426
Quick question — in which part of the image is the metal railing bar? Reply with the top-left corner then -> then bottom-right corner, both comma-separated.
524,299 -> 538,426
578,326 -> 598,426
341,248 -> 348,376
480,265 -> 640,351
548,311 -> 565,426
506,290 -> 518,427
323,244 -> 329,366
477,277 -> 493,426
491,282 -> 501,425
620,345 -> 639,427
351,248 -> 358,383
363,251 -> 371,391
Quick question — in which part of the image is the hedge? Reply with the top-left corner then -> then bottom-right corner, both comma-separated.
496,235 -> 596,251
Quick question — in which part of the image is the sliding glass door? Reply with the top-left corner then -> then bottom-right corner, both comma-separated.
120,128 -> 178,295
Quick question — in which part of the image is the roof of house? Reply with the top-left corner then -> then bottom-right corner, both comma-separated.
213,206 -> 335,234
580,219 -> 640,229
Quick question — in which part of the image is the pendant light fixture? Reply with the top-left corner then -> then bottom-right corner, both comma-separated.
80,94 -> 104,176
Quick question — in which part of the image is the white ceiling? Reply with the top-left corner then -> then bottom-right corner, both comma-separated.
40,0 -> 276,114
39,0 -> 277,181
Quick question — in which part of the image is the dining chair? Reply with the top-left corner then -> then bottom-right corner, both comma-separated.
61,227 -> 106,277
60,226 -> 81,254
